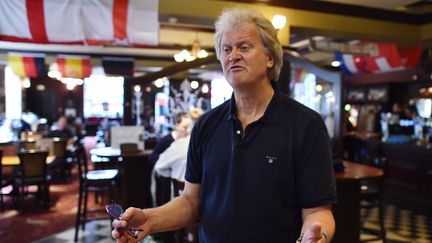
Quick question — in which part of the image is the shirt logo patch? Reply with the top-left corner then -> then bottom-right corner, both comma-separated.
265,155 -> 278,164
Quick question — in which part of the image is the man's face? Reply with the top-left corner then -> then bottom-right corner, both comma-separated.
220,23 -> 274,88
58,117 -> 67,130
176,116 -> 192,137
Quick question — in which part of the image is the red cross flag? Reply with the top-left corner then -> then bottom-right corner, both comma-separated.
0,0 -> 159,46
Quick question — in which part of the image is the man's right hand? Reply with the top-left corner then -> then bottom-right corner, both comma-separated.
111,207 -> 152,243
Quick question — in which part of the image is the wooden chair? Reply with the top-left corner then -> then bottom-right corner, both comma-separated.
74,144 -> 119,242
153,172 -> 175,242
19,140 -> 37,151
172,179 -> 199,243
15,151 -> 50,211
1,150 -> 15,211
48,139 -> 70,182
120,143 -> 139,153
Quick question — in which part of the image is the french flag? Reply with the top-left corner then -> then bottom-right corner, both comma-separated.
0,0 -> 159,46
336,43 -> 423,74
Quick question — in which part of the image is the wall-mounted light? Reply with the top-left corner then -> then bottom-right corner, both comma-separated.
154,78 -> 164,88
272,14 -> 286,31
190,80 -> 199,89
331,60 -> 341,67
134,85 -> 141,93
201,83 -> 209,94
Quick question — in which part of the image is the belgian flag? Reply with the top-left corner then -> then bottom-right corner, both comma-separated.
102,57 -> 134,76
8,52 -> 46,78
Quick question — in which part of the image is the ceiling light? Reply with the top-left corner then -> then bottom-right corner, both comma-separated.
22,78 -> 31,88
272,14 -> 286,31
48,70 -> 61,80
331,60 -> 341,67
316,84 -> 323,92
174,40 -> 208,62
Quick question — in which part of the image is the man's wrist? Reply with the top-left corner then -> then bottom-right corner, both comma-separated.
296,232 -> 328,242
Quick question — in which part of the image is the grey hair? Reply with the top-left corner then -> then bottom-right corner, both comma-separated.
214,8 -> 283,80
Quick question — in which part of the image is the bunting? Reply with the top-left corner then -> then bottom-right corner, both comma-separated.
336,43 -> 423,75
7,52 -> 46,78
0,0 -> 159,46
102,57 -> 135,76
56,55 -> 92,79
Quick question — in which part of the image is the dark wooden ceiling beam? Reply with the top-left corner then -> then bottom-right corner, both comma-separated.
129,55 -> 218,85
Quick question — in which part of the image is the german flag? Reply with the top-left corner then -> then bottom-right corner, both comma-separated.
56,55 -> 92,79
8,53 -> 46,78
102,57 -> 134,76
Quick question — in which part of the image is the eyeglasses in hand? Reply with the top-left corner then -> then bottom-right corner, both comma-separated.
106,203 -> 143,239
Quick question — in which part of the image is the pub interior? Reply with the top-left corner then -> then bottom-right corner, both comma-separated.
1,0 -> 432,242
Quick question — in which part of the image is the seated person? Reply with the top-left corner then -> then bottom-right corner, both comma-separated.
148,112 -> 191,165
154,108 -> 203,182
154,135 -> 190,182
47,116 -> 73,140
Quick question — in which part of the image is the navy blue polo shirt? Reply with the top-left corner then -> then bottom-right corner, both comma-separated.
185,82 -> 337,243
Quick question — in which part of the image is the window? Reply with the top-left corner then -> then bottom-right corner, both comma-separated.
83,75 -> 124,118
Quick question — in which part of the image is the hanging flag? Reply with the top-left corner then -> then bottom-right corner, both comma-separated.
336,42 -> 423,75
56,55 -> 92,79
8,52 -> 46,78
102,57 -> 135,76
0,0 -> 159,46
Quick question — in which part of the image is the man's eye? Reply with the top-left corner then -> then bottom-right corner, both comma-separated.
241,46 -> 249,51
223,47 -> 231,54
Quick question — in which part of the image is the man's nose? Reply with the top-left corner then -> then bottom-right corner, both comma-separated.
228,48 -> 241,61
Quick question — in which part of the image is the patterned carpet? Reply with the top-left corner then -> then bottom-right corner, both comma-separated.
0,182 -> 79,242
0,170 -> 108,243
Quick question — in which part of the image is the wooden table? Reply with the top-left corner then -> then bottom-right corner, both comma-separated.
2,155 -> 56,166
333,160 -> 384,243
90,147 -> 154,209
90,147 -> 152,159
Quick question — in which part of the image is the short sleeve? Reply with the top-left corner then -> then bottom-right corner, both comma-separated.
295,120 -> 337,208
185,120 -> 203,184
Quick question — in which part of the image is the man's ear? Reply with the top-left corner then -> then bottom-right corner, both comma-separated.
267,55 -> 274,68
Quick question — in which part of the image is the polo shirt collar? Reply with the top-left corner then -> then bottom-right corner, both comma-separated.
226,81 -> 281,124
